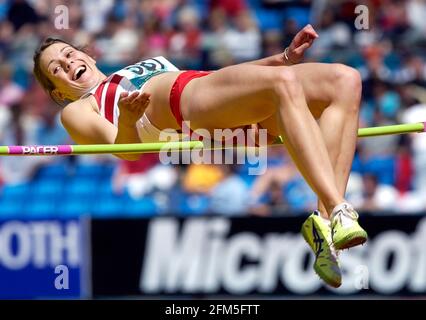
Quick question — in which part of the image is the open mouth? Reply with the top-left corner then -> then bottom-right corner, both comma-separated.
73,65 -> 87,81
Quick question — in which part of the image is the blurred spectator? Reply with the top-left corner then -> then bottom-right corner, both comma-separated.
281,18 -> 299,48
33,102 -> 68,146
112,154 -> 177,199
95,14 -> 139,64
81,0 -> 114,34
263,30 -> 283,57
182,163 -> 224,194
401,97 -> 426,197
209,0 -> 247,18
247,146 -> 317,214
379,0 -> 410,41
249,154 -> 297,210
310,6 -> 352,56
141,16 -> 169,58
374,82 -> 401,120
152,0 -> 179,23
358,109 -> 400,186
222,10 -> 261,63
0,20 -> 14,59
209,164 -> 249,215
394,138 -> 413,194
0,102 -> 50,185
7,24 -> 40,80
168,5 -> 202,69
0,64 -> 24,108
358,173 -> 398,212
201,8 -> 233,68
250,179 -> 290,216
407,0 -> 426,30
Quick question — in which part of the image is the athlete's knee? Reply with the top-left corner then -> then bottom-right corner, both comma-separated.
333,64 -> 362,97
332,64 -> 362,115
271,67 -> 302,100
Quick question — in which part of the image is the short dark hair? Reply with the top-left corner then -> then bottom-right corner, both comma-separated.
33,37 -> 83,106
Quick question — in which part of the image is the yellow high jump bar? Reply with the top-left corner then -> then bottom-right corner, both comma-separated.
0,122 -> 424,156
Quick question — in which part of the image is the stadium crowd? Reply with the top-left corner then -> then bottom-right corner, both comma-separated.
0,0 -> 426,217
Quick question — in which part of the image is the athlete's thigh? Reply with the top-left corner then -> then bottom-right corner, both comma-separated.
181,64 -> 279,130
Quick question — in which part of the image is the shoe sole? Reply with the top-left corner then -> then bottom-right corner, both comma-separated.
333,231 -> 368,250
301,218 -> 342,288
314,264 -> 341,288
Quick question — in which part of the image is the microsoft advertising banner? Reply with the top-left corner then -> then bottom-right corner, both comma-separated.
91,215 -> 426,297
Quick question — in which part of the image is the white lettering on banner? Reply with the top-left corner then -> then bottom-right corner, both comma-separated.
140,218 -> 207,293
257,234 -> 290,293
354,265 -> 369,290
0,222 -> 31,269
409,218 -> 426,292
49,222 -> 79,267
201,219 -> 229,292
283,238 -> 321,294
0,221 -> 80,270
222,233 -> 261,294
140,217 -> 426,295
332,246 -> 366,294
370,231 -> 411,294
32,223 -> 49,268
140,218 -> 314,294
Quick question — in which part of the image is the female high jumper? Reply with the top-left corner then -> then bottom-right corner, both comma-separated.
33,24 -> 367,288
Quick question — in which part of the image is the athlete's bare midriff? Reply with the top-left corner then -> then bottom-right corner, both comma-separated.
139,70 -> 185,131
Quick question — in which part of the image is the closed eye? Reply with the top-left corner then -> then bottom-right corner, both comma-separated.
66,51 -> 73,58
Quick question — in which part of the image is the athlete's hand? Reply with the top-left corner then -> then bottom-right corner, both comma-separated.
286,24 -> 319,64
118,90 -> 151,127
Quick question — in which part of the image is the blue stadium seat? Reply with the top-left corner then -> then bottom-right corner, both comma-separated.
91,197 -> 125,217
30,180 -> 64,197
284,178 -> 316,212
363,156 -> 396,185
253,9 -> 283,31
1,183 -> 31,200
179,194 -> 210,216
0,198 -> 24,218
101,164 -> 115,177
247,0 -> 262,8
74,163 -> 109,179
23,200 -> 57,218
97,179 -> 115,196
282,7 -> 311,29
186,0 -> 209,20
36,162 -> 69,179
351,154 -> 363,173
64,178 -> 99,197
59,198 -> 91,218
123,197 -> 158,217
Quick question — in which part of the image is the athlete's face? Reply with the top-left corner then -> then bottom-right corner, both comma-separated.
40,42 -> 100,102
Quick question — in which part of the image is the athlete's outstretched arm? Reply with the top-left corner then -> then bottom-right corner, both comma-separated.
115,90 -> 151,148
61,91 -> 150,161
241,24 -> 319,67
